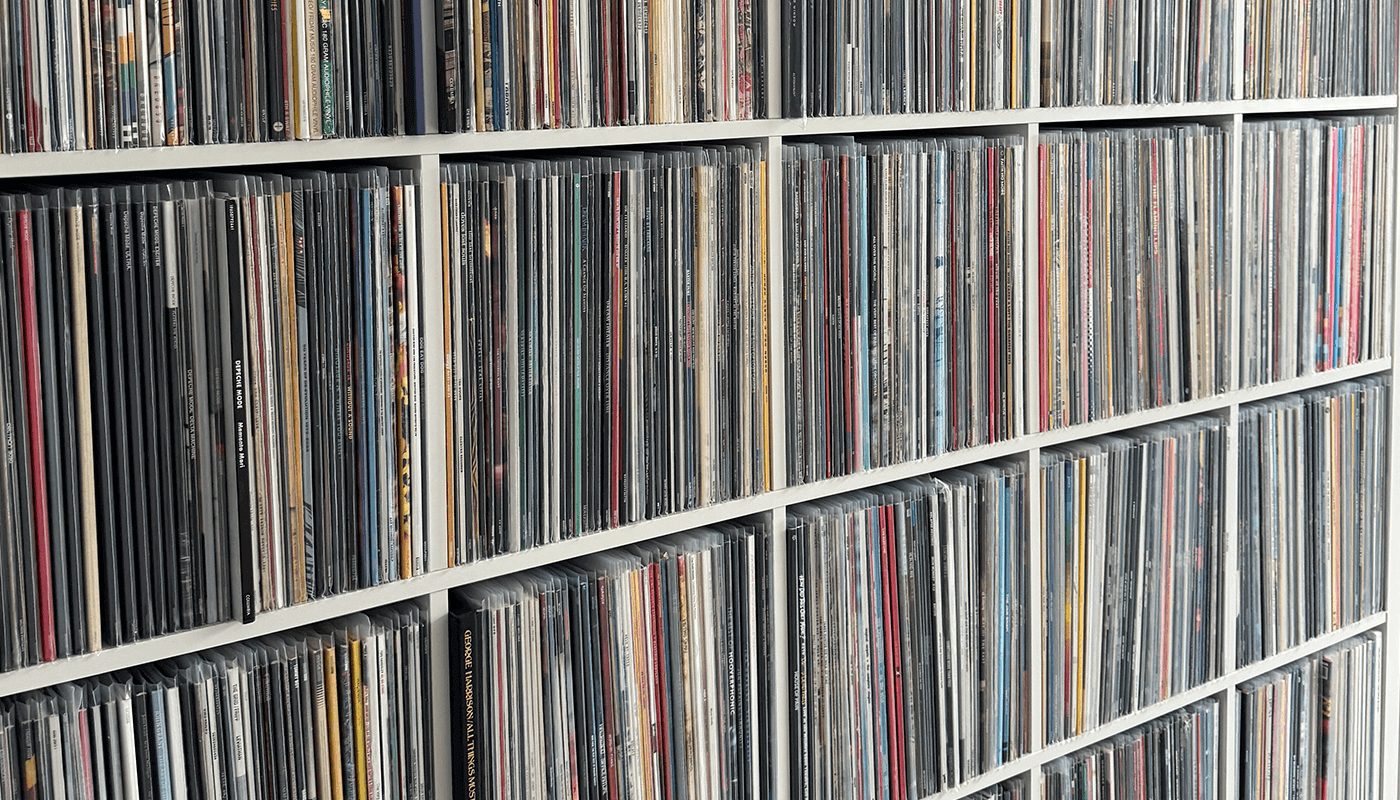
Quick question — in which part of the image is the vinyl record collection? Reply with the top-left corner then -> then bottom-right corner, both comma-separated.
0,166 -> 428,675
787,463 -> 1029,799
0,604 -> 431,800
1040,0 -> 1233,106
1041,700 -> 1219,800
441,145 -> 770,564
1239,115 -> 1395,388
1038,125 -> 1230,430
784,135 -> 1025,485
782,0 -> 1032,116
1243,0 -> 1399,99
450,521 -> 773,800
0,0 -> 428,153
1238,632 -> 1383,800
1237,378 -> 1389,667
436,0 -> 765,131
1042,418 -> 1226,744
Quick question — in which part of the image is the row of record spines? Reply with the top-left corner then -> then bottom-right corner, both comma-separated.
1041,416 -> 1227,745
0,0 -> 429,155
436,0 -> 767,132
0,117 -> 1377,658
1041,699 -> 1219,800
0,166 -> 429,677
1242,0 -> 1400,99
782,135 -> 1026,487
783,0 -> 1034,118
425,115 -> 1391,552
1236,376 -> 1390,668
1038,124 -> 1232,429
786,462 -> 1030,800
203,170 -> 431,608
449,521 -> 774,800
1237,632 -> 1383,800
440,145 -> 771,565
1040,0 -> 1235,107
0,604 -> 431,800
4,0 -> 1398,156
1239,115 -> 1396,388
431,0 -> 1395,123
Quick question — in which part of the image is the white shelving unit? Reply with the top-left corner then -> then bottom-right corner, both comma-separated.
0,5 -> 1396,799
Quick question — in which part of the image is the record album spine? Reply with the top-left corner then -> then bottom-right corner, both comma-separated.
437,0 -> 459,131
451,602 -> 480,799
223,196 -> 258,624
268,0 -> 289,139
317,0 -> 335,137
64,200 -> 101,655
786,518 -> 806,798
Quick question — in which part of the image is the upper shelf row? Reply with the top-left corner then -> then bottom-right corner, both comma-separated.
0,0 -> 1393,160
0,115 -> 1389,641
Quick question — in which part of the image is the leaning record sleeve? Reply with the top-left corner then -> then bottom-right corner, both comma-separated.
13,195 -> 59,663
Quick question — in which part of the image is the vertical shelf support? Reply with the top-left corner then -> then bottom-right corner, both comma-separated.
417,151 -> 449,574
1219,404 -> 1243,800
766,134 -> 788,494
1025,445 -> 1045,800
427,589 -> 454,800
770,505 -> 791,800
763,127 -> 791,800
1023,117 -> 1045,800
1382,85 -> 1400,798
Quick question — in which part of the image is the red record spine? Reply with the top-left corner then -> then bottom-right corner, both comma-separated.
986,148 -> 1001,440
17,208 -> 56,662
818,161 -> 832,476
880,503 -> 906,800
1348,125 -> 1364,364
839,155 -> 854,473
1038,145 -> 1050,431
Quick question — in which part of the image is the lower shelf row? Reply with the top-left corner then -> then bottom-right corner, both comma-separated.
786,375 -> 1386,798
1,112 -> 1393,673
1040,630 -> 1383,800
0,604 -> 1382,800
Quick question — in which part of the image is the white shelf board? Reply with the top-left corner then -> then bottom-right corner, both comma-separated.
918,613 -> 1388,800
0,135 -> 430,178
0,358 -> 1386,699
1,96 -> 1393,178
0,571 -> 443,698
776,95 -> 1399,137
